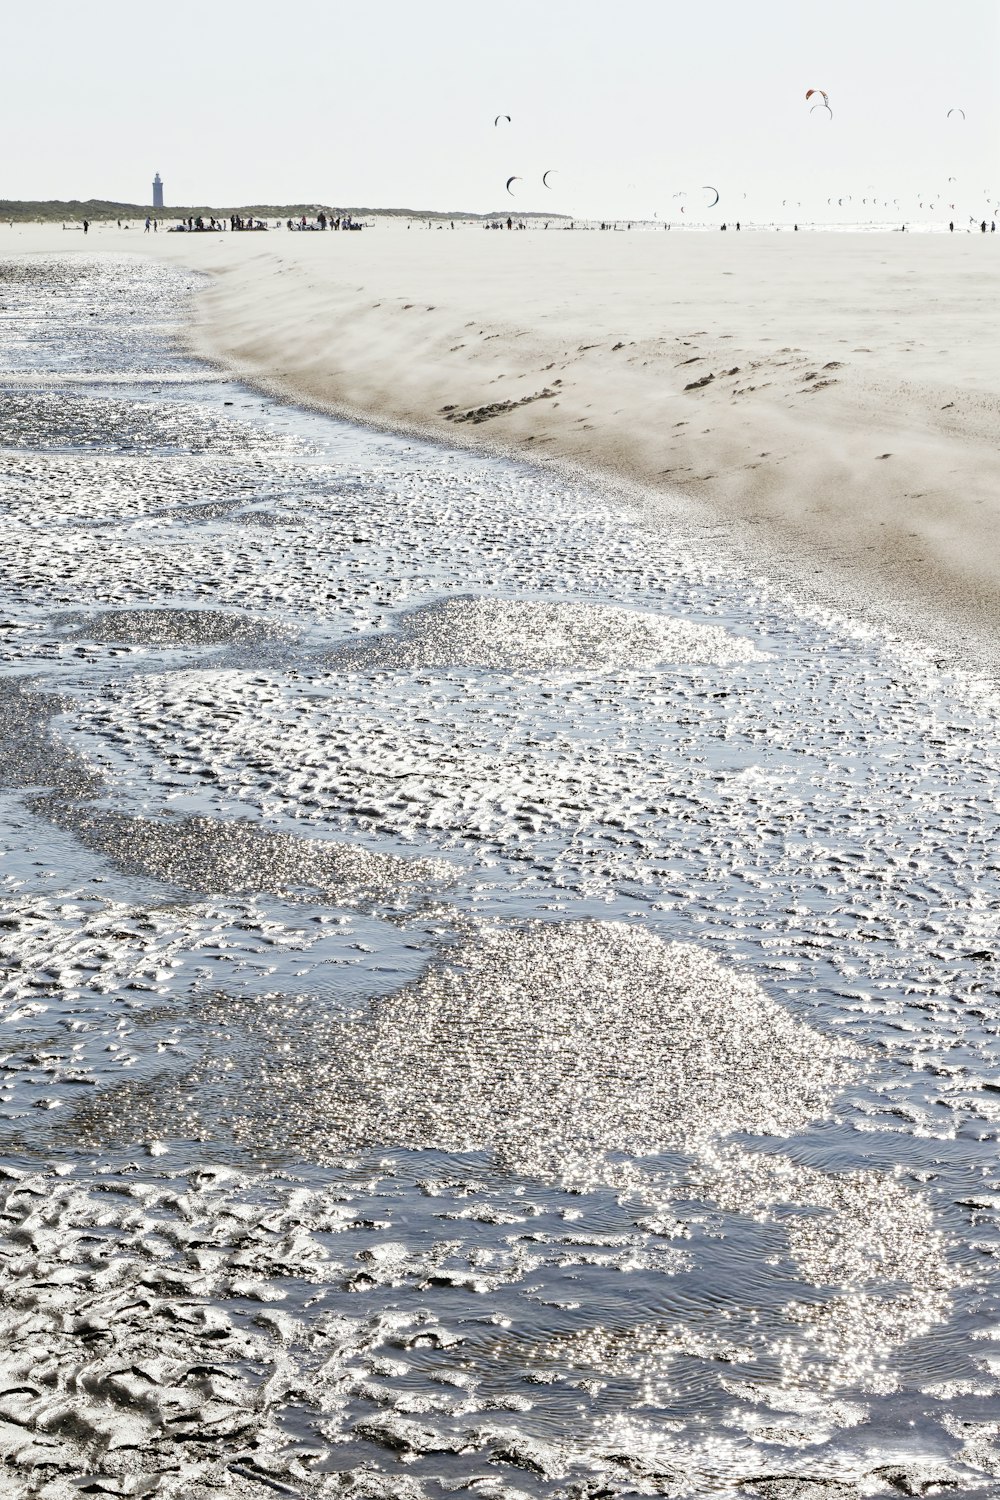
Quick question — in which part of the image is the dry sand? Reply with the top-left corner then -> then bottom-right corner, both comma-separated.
7,222 -> 1000,658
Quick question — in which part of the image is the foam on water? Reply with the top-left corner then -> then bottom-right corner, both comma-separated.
0,254 -> 998,1497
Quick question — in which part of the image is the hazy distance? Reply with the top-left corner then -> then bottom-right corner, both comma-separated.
5,0 -> 997,221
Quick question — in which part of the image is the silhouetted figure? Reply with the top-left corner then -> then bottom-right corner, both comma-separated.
949,221 -> 954,232
82,219 -> 89,234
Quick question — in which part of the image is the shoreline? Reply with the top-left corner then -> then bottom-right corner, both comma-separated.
7,225 -> 1000,666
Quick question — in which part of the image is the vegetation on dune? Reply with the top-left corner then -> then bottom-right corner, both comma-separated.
0,199 -> 568,223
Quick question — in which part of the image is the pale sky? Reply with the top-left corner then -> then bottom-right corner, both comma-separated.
7,0 -> 998,221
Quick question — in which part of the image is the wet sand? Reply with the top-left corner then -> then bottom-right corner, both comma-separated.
3,251 -> 1000,1496
8,221 -> 999,663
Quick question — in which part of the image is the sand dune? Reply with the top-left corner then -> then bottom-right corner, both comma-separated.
7,223 -> 1000,658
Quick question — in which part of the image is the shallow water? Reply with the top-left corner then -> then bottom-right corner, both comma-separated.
1,254 -> 999,1498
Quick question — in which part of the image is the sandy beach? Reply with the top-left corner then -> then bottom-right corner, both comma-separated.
7,222 -> 1000,658
3,238 -> 1000,1494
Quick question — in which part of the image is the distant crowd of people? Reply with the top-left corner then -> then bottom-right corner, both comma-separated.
57,214 -> 1000,237
287,212 -> 363,230
157,213 -> 366,233
167,215 -> 262,232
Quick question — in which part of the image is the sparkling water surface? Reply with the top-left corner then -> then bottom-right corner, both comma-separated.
0,255 -> 999,1498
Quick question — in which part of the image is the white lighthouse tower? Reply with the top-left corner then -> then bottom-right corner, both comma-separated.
152,173 -> 164,210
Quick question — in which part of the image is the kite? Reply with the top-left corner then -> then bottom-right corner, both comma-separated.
505,176 -> 521,195
806,88 -> 833,120
703,185 -> 720,207
947,108 -> 966,120
542,170 -> 556,188
494,114 -> 511,126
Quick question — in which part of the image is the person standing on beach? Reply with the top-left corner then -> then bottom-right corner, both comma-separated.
950,221 -> 954,232
144,217 -> 151,233
82,219 -> 89,234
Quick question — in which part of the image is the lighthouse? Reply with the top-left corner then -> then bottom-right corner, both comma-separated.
152,173 -> 164,209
